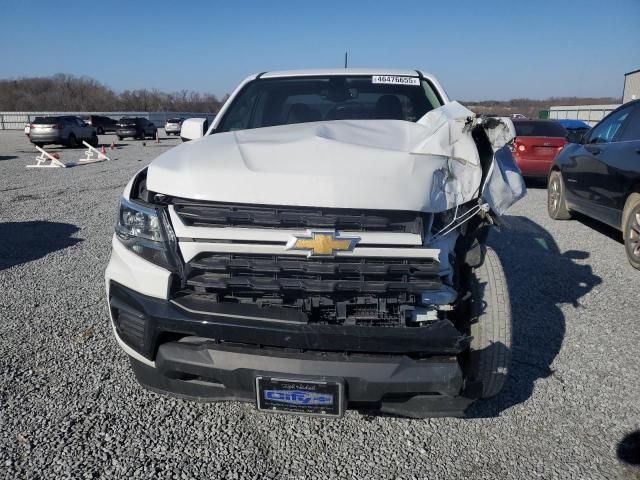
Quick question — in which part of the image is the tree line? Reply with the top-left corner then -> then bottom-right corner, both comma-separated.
463,96 -> 621,119
0,74 -> 225,113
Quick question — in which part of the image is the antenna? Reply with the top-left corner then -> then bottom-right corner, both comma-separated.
344,52 -> 348,69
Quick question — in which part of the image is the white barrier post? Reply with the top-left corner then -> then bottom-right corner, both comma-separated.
26,146 -> 68,169
79,141 -> 111,164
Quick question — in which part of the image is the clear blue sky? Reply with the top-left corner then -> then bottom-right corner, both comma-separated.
1,0 -> 638,101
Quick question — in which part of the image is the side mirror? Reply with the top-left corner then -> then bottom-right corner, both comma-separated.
180,118 -> 208,141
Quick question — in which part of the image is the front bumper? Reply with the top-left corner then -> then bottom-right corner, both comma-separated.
107,280 -> 475,417
130,341 -> 475,418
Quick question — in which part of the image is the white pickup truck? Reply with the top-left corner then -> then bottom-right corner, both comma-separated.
105,68 -> 525,418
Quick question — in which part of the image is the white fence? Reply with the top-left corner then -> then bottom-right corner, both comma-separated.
0,111 -> 215,130
548,104 -> 620,126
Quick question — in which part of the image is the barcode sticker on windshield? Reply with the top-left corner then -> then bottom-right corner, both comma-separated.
372,75 -> 420,86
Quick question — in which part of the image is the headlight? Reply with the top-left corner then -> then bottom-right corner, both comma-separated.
115,197 -> 178,270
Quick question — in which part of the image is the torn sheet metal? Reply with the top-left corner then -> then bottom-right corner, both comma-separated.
147,101 -> 524,215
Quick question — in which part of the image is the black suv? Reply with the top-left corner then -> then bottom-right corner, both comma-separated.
115,117 -> 158,140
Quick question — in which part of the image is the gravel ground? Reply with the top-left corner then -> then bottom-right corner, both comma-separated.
0,130 -> 638,479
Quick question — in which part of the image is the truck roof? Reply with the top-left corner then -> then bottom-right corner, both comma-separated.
259,68 -> 429,78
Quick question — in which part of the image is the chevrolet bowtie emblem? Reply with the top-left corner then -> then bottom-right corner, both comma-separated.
286,230 -> 360,257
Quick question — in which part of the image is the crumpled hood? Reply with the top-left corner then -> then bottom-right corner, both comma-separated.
147,102 -> 523,213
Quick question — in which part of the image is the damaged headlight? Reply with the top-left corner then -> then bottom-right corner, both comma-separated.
115,197 -> 177,270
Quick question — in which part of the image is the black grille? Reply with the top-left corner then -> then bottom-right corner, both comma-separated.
171,198 -> 424,234
175,253 -> 443,326
184,253 -> 441,296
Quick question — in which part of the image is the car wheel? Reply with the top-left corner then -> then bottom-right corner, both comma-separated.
547,170 -> 572,220
67,134 -> 78,148
117,136 -> 123,141
89,134 -> 99,147
622,193 -> 640,270
469,247 -> 511,398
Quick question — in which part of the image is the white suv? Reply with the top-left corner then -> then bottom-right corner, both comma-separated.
105,69 -> 524,418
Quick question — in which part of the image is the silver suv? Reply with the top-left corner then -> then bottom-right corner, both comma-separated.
29,116 -> 98,148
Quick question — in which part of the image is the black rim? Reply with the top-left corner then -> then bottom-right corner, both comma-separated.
628,205 -> 640,260
548,174 -> 560,214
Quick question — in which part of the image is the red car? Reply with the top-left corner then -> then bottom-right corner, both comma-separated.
511,120 -> 567,177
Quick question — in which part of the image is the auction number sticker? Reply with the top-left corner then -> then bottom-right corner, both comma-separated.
372,75 -> 420,86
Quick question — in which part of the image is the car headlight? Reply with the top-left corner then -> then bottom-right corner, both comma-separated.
115,197 -> 178,270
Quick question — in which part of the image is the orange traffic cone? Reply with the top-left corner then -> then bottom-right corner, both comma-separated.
110,141 -> 115,150
101,145 -> 106,154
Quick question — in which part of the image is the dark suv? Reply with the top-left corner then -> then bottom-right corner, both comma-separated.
81,115 -> 117,134
116,117 -> 158,140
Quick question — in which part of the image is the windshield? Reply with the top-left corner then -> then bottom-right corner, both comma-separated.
514,120 -> 567,137
33,116 -> 60,124
216,75 -> 443,133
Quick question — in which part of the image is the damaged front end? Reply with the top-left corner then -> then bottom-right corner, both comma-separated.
125,102 -> 525,333
108,101 -> 525,417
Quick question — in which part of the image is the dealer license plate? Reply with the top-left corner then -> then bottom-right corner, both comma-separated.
255,377 -> 343,417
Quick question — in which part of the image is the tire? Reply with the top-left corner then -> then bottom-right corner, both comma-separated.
67,134 -> 78,148
547,170 -> 572,220
89,134 -> 99,147
622,193 -> 640,270
117,136 -> 123,141
469,247 -> 511,398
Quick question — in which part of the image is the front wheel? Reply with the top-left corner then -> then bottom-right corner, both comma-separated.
547,170 -> 572,220
622,193 -> 640,270
67,134 -> 78,148
469,247 -> 512,398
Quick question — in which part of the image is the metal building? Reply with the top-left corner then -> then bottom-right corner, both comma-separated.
623,68 -> 640,103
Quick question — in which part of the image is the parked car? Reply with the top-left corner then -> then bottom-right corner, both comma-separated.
80,115 -> 117,134
164,118 -> 184,135
511,119 -> 568,177
115,117 -> 157,140
548,100 -> 640,269
28,115 -> 98,148
557,119 -> 591,144
105,68 -> 525,418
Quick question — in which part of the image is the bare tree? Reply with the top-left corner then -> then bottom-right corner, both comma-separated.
0,74 -> 224,113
